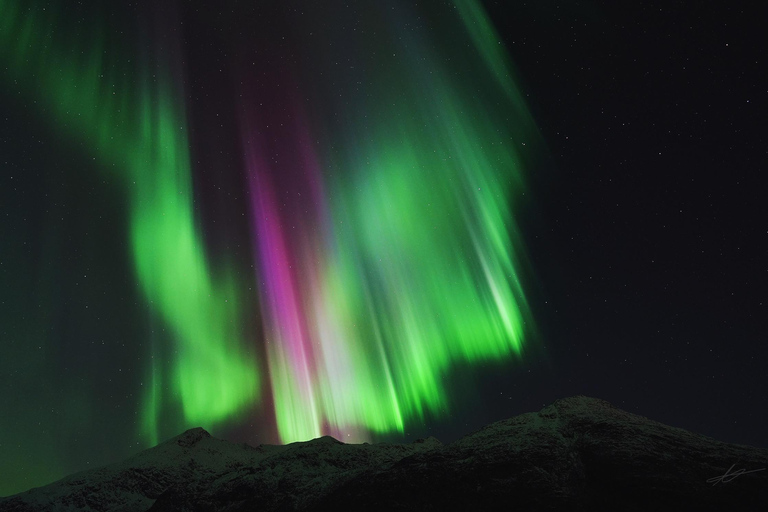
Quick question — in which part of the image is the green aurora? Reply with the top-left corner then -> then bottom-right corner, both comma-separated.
0,0 -> 261,448
0,0 -> 537,495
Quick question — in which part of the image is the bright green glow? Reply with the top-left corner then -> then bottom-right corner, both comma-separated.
129,89 -> 259,427
1,0 -> 536,460
0,2 -> 259,441
308,97 -> 530,435
249,0 -> 535,443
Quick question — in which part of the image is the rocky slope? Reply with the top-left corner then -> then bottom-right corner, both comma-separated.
1,396 -> 766,511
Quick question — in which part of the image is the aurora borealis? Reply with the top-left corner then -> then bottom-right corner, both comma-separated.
3,0 -> 768,500
240,1 -> 534,441
0,0 -> 261,444
0,0 -> 536,494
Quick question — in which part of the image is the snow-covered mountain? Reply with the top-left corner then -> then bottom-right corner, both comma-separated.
2,396 -> 766,511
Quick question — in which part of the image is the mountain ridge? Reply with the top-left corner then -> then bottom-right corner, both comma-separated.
2,396 -> 766,511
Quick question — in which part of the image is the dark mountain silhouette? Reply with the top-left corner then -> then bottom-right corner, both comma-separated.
2,396 -> 766,511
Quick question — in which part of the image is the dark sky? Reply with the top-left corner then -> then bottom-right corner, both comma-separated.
486,0 -> 766,447
0,0 -> 765,497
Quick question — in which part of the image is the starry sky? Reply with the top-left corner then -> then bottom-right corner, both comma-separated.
1,0 -> 765,497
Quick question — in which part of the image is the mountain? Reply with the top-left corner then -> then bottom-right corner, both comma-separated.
1,396 -> 766,511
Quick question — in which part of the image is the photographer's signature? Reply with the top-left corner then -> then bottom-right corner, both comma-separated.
706,464 -> 766,485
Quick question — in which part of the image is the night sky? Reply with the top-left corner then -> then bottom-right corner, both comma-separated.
1,0 -> 765,497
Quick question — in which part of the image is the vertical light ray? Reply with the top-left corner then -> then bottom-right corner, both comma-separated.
0,2 -> 260,442
247,165 -> 322,441
241,0 -> 536,443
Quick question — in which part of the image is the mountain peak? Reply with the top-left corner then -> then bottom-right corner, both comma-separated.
173,427 -> 211,448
